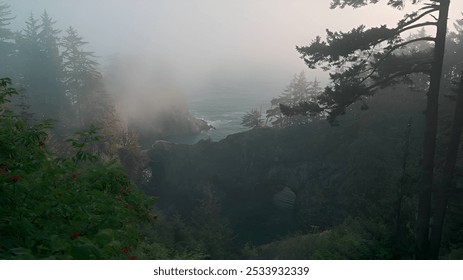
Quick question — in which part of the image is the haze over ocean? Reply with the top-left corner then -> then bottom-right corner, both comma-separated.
171,81 -> 274,144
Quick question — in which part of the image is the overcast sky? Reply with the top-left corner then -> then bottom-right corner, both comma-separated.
5,0 -> 463,94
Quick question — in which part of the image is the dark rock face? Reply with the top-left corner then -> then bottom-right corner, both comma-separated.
146,127 -> 418,244
148,127 -> 309,243
145,88 -> 425,245
131,108 -> 213,147
103,55 -> 214,145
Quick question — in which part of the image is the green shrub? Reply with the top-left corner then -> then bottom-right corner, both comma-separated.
253,217 -> 395,260
0,78 -> 155,259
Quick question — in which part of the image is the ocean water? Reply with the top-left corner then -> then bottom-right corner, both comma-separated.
167,84 -> 273,144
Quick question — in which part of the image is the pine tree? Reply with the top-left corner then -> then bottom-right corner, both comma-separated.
61,26 -> 99,127
38,11 -> 60,56
15,14 -> 43,119
266,72 -> 321,127
0,2 -> 12,41
289,0 -> 452,259
241,109 -> 263,129
37,11 -> 66,124
61,26 -> 123,157
23,13 -> 40,43
0,2 -> 15,77
15,13 -> 65,122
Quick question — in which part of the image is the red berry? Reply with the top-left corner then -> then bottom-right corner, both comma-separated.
124,204 -> 134,210
0,168 -> 7,174
9,175 -> 20,182
128,255 -> 137,260
71,232 -> 80,240
122,244 -> 132,254
70,173 -> 77,179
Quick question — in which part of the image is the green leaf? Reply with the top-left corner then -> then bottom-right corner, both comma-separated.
9,247 -> 35,259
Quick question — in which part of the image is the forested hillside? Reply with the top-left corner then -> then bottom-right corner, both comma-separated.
1,0 -> 463,260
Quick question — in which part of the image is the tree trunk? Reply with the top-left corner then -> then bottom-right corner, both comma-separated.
415,0 -> 450,260
429,73 -> 463,259
393,118 -> 412,259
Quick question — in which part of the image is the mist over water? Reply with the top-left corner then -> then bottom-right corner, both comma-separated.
4,0 -> 463,145
3,0 -> 463,263
187,86 -> 269,143
102,53 -> 285,144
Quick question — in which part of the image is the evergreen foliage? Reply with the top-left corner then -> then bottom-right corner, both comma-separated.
249,217 -> 397,259
0,2 -> 13,42
61,26 -> 100,126
15,12 -> 64,121
1,1 -> 462,260
0,2 -> 15,78
241,109 -> 263,129
293,1 -> 438,122
289,0 -> 457,259
266,72 -> 322,127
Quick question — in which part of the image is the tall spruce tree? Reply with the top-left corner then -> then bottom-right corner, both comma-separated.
61,25 -> 121,152
266,72 -> 321,128
61,26 -> 99,127
0,2 -> 12,41
16,14 -> 43,119
0,2 -> 15,78
37,11 -> 66,124
290,0 -> 452,259
241,109 -> 264,129
16,12 -> 65,122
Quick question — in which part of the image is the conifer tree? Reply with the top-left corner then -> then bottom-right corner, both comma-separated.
16,13 -> 65,122
15,14 -> 43,119
241,109 -> 263,129
289,0 -> 452,259
267,72 -> 321,127
61,26 -> 122,156
0,2 -> 15,77
37,11 -> 66,123
61,26 -> 99,127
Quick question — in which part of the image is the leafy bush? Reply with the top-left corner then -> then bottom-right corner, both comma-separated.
138,215 -> 206,260
241,109 -> 264,129
0,78 -> 155,259
252,217 -> 396,260
138,188 -> 240,260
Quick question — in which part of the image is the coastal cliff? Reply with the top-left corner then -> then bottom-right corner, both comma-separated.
144,91 -> 424,245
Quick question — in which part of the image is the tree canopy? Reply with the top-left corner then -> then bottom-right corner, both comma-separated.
267,72 -> 322,128
291,0 -> 456,259
0,3 -> 14,77
294,1 -> 441,123
241,109 -> 264,129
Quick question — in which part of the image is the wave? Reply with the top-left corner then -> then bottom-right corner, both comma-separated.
209,119 -> 233,128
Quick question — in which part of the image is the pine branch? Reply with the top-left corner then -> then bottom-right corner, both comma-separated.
359,36 -> 435,84
398,21 -> 437,34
